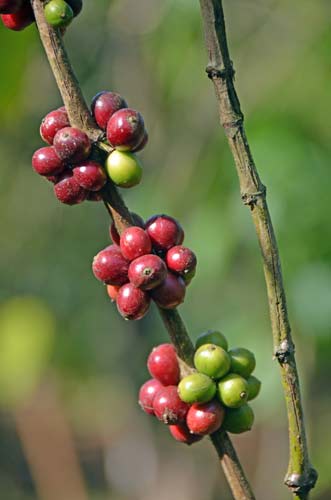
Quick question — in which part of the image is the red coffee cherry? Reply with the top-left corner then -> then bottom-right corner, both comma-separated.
169,424 -> 203,445
120,226 -> 152,261
91,91 -> 128,130
92,245 -> 129,285
166,246 -> 197,275
150,272 -> 186,309
106,284 -> 120,302
109,213 -> 145,245
186,400 -> 225,436
53,127 -> 91,163
147,343 -> 180,386
116,283 -> 150,320
106,108 -> 145,151
128,254 -> 167,290
1,3 -> 34,30
40,108 -> 70,145
132,130 -> 148,153
0,0 -> 24,14
32,147 -> 65,176
46,175 -> 60,184
153,385 -> 190,425
54,172 -> 87,205
73,161 -> 107,191
138,378 -> 163,416
145,214 -> 184,252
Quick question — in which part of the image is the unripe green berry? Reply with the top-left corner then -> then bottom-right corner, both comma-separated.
194,344 -> 231,379
106,150 -> 142,188
178,373 -> 216,404
44,0 -> 73,28
229,347 -> 256,378
217,373 -> 249,408
222,404 -> 254,434
195,330 -> 228,351
246,375 -> 261,401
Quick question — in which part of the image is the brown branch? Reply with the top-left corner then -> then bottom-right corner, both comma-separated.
198,1 -> 317,498
30,1 -> 255,498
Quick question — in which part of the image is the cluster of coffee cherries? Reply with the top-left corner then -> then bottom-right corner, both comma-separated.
139,331 -> 261,444
92,215 -> 197,320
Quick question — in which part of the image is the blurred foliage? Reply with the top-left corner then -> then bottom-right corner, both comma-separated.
0,0 -> 330,499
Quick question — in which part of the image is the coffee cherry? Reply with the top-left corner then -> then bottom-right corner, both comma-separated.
150,272 -> 186,309
54,127 -> 91,163
222,404 -> 254,434
169,424 -> 203,445
145,215 -> 184,252
86,191 -> 103,202
246,375 -> 261,401
109,213 -> 145,246
40,108 -> 70,145
44,0 -> 73,28
66,0 -> 82,16
194,344 -> 231,380
131,130 -> 148,153
116,283 -> 150,320
0,0 -> 24,14
106,150 -> 142,188
166,246 -> 197,276
92,245 -> 129,285
106,108 -> 145,151
147,343 -> 180,386
186,400 -> 225,436
46,175 -> 60,183
53,171 -> 87,205
229,348 -> 256,378
106,284 -> 120,302
32,146 -> 65,176
195,330 -> 228,352
91,91 -> 128,130
73,161 -> 107,191
153,385 -> 190,425
128,254 -> 167,290
178,373 -> 216,404
217,373 -> 249,408
138,378 -> 163,416
1,3 -> 34,30
120,226 -> 151,261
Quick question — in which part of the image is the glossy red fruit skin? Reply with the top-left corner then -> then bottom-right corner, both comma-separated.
40,108 -> 70,145
120,226 -> 152,261
73,161 -> 107,191
138,378 -> 164,416
153,386 -> 190,425
54,172 -> 87,205
106,108 -> 145,151
0,0 -> 23,14
145,215 -> 184,252
169,424 -> 203,445
116,283 -> 150,320
1,3 -> 34,30
46,175 -> 60,183
128,254 -> 167,290
32,146 -> 65,176
53,127 -> 91,163
92,245 -> 129,285
150,273 -> 186,309
106,284 -> 120,302
109,213 -> 145,245
132,130 -> 148,153
166,245 -> 197,275
186,400 -> 225,436
147,343 -> 180,386
91,91 -> 128,130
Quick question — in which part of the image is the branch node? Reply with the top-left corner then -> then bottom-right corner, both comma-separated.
275,339 -> 295,364
241,185 -> 266,207
206,63 -> 235,80
285,467 -> 318,496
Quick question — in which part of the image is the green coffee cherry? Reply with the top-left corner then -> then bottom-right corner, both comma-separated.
246,375 -> 261,401
195,330 -> 228,351
178,373 -> 216,404
229,347 -> 256,378
194,344 -> 231,379
223,404 -> 254,434
106,150 -> 142,188
44,0 -> 74,28
217,373 -> 248,408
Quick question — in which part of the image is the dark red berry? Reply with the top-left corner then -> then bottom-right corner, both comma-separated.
132,130 -> 148,153
169,424 -> 203,445
32,146 -> 65,176
1,3 -> 34,30
66,0 -> 82,16
106,284 -> 120,302
91,91 -> 128,130
166,246 -> 197,275
53,127 -> 91,163
92,245 -> 129,285
0,0 -> 24,14
186,400 -> 225,436
120,226 -> 152,261
128,254 -> 167,290
106,108 -> 145,151
86,191 -> 103,202
145,215 -> 184,252
116,283 -> 150,320
147,343 -> 180,386
46,175 -> 60,184
73,161 -> 107,191
153,386 -> 190,425
138,378 -> 163,416
54,172 -> 87,205
40,109 -> 70,145
150,272 -> 186,309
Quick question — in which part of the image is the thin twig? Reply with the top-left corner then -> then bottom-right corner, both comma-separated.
198,1 -> 317,498
30,1 -> 255,498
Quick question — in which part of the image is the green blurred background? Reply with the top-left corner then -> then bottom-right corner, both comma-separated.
0,1 -> 330,499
